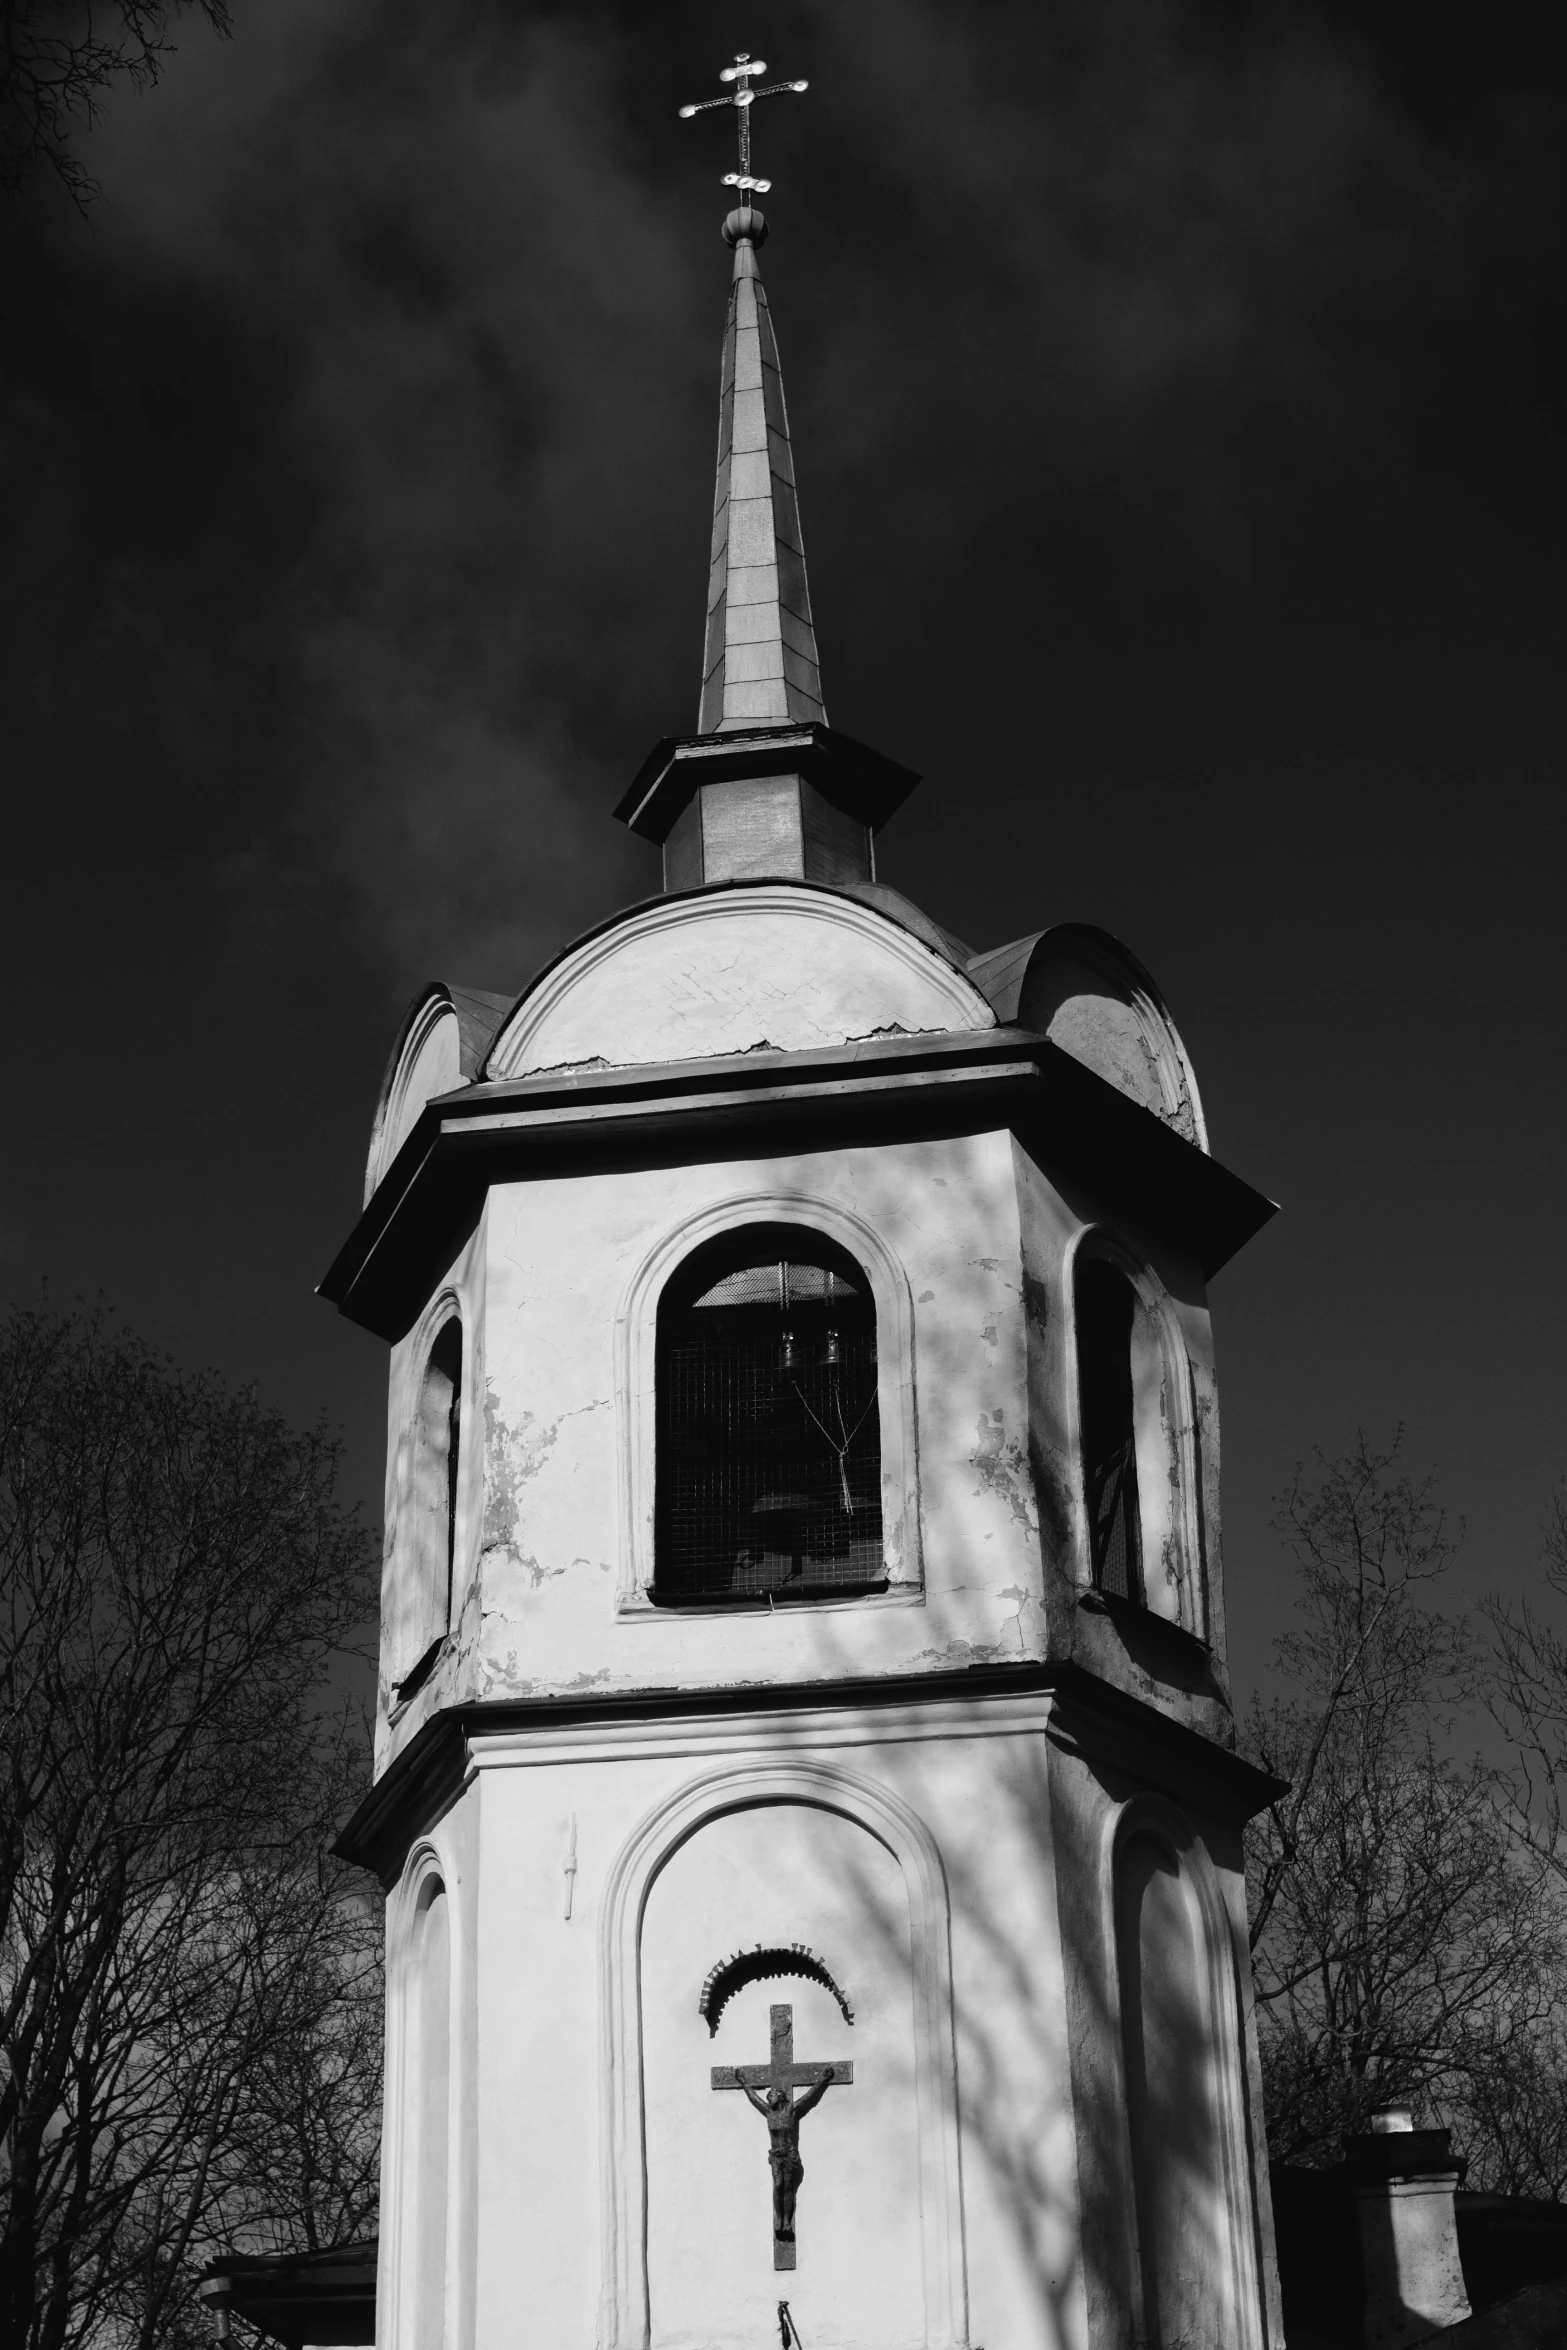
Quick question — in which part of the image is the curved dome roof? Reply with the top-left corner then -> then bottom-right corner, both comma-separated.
966,923 -> 1207,1150
359,899 -> 1209,1210
484,881 -> 994,1082
363,981 -> 513,1203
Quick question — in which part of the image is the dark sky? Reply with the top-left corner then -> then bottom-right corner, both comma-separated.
3,0 -> 1564,1699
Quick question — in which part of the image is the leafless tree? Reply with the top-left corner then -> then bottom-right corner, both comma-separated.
1447,2008 -> 1567,2201
0,1299 -> 380,2350
1486,1488 -> 1567,1873
206,1878 -> 384,2264
0,0 -> 230,205
1243,1435 -> 1559,2169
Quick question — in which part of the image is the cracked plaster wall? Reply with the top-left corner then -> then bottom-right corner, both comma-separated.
377,1132 -> 1054,1762
376,1130 -> 1237,1768
464,1131 -> 1040,1712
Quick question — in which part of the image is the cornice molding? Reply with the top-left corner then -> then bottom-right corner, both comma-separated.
332,1659 -> 1285,1883
318,1026 -> 1274,1340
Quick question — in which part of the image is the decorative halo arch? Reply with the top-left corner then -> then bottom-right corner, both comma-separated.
698,1941 -> 855,2036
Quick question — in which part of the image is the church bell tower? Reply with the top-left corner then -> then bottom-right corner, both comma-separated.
326,56 -> 1286,2350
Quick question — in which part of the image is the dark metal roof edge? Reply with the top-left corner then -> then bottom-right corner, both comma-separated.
202,2244 -> 379,2285
1043,1665 -> 1289,1820
319,1029 -> 1277,1328
199,2242 -> 379,2348
317,1027 -> 1038,1307
333,1658 -> 1281,1879
615,721 -> 921,837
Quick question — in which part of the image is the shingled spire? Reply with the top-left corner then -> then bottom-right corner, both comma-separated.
699,207 -> 826,732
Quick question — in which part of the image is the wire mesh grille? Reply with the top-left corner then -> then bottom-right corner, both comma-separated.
1087,1433 -> 1141,1601
655,1252 -> 885,1604
1076,1260 -> 1144,1604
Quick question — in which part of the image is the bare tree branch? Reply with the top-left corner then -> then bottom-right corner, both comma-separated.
0,1300 -> 382,2350
0,0 -> 231,207
1241,1434 -> 1561,2171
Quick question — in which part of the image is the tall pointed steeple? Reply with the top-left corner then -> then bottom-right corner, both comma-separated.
615,71 -> 919,891
699,207 -> 826,732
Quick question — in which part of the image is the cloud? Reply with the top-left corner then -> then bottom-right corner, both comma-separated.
77,0 -> 715,988
12,0 -> 1561,999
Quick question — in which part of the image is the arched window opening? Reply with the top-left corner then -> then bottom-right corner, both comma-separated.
398,1317 -> 462,1699
1076,1257 -> 1143,1603
654,1227 -> 884,1605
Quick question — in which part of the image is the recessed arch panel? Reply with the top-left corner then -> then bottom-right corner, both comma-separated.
383,1842 -> 461,2350
597,1757 -> 968,2350
1103,1796 -> 1266,2350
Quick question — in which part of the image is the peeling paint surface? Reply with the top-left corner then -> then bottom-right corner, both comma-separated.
972,1410 -> 1040,1541
377,1133 -> 1049,1723
1046,993 -> 1198,1141
482,1387 -> 610,1558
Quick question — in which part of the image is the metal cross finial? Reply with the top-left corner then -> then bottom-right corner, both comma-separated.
678,50 -> 808,198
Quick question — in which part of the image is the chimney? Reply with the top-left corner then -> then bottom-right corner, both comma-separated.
1348,2103 -> 1471,2348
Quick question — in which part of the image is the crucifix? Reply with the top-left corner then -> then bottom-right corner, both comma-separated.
711,2002 -> 853,2269
678,52 -> 809,201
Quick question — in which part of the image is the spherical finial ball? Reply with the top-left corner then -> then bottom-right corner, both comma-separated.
722,206 -> 769,249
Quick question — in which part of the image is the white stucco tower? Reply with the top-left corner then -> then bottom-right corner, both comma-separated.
326,170 -> 1286,2350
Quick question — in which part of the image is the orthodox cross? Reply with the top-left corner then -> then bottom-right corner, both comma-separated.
711,2002 -> 852,2270
678,52 -> 809,199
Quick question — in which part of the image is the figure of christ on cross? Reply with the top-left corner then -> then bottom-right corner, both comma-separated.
711,2003 -> 854,2270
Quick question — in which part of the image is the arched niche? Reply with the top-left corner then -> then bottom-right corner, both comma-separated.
388,1861 -> 452,2350
643,1805 -> 920,2344
1107,1799 -> 1264,2350
597,1759 -> 968,2350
